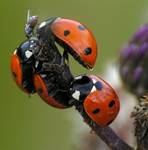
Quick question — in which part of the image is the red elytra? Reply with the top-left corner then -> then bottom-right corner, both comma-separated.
10,51 -> 28,93
33,74 -> 66,108
51,18 -> 98,69
83,75 -> 120,127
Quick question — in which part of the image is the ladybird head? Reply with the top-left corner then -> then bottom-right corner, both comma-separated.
70,75 -> 94,102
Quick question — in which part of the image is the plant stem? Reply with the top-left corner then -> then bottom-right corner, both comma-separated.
75,104 -> 134,150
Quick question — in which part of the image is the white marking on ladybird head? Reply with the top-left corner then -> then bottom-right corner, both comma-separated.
72,90 -> 80,100
75,76 -> 83,80
91,85 -> 97,93
39,21 -> 46,28
25,50 -> 32,58
92,78 -> 97,84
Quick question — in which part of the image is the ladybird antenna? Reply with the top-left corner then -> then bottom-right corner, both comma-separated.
27,9 -> 30,22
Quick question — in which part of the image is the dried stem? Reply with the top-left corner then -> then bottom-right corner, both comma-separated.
74,104 -> 134,150
131,96 -> 148,150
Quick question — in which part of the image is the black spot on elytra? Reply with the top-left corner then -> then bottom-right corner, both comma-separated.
107,120 -> 114,126
64,30 -> 70,36
92,108 -> 100,114
109,100 -> 115,108
37,88 -> 43,94
95,81 -> 103,90
12,72 -> 17,78
78,25 -> 86,31
84,47 -> 92,55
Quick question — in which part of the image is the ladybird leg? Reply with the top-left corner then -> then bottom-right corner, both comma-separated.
68,98 -> 77,106
61,50 -> 69,65
69,98 -> 84,111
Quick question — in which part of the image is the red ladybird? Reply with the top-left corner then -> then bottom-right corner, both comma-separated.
37,17 -> 98,69
33,74 -> 65,108
70,75 -> 120,127
33,73 -> 72,109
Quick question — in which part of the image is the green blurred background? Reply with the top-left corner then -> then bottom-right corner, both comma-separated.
0,0 -> 148,149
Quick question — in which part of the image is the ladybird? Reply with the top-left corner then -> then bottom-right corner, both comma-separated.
33,62 -> 74,108
37,17 -> 98,69
70,75 -> 120,127
10,40 -> 37,94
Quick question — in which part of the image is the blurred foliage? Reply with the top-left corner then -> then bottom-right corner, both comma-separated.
0,0 -> 148,150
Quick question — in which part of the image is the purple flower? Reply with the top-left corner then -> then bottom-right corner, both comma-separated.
133,66 -> 143,81
119,24 -> 148,97
132,24 -> 148,43
139,42 -> 148,56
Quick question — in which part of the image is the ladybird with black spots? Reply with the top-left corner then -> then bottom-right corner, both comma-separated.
37,17 -> 98,69
69,75 -> 120,127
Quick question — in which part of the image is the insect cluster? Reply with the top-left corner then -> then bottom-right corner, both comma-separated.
10,13 -> 120,127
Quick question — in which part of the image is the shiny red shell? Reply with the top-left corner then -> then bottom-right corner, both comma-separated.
83,75 -> 120,127
33,74 -> 66,108
51,18 -> 98,69
10,51 -> 28,93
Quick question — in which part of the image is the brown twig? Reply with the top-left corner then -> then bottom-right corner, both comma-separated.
74,104 -> 134,150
